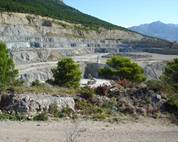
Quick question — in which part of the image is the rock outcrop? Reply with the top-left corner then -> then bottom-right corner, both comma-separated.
0,93 -> 75,115
95,82 -> 167,116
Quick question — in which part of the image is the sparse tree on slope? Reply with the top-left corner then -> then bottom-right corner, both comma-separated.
52,58 -> 82,88
99,55 -> 146,82
0,42 -> 18,89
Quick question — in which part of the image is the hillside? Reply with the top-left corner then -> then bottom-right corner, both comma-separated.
0,0 -> 126,30
0,1 -> 174,83
130,21 -> 178,42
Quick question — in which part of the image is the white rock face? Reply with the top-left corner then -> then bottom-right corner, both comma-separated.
3,93 -> 75,115
0,12 -> 142,51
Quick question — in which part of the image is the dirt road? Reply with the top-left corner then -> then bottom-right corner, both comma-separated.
0,119 -> 178,142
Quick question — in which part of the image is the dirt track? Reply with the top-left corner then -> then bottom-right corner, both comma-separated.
0,119 -> 178,142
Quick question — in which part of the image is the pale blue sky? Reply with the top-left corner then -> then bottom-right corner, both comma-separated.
65,0 -> 178,27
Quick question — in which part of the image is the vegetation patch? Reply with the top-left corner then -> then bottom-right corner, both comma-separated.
0,42 -> 18,90
0,112 -> 27,121
33,112 -> 48,121
51,58 -> 82,88
162,58 -> 178,91
146,79 -> 174,95
12,85 -> 78,96
99,55 -> 146,82
166,95 -> 178,118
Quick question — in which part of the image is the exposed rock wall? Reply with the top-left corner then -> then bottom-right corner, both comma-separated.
0,12 -> 143,52
0,12 -> 170,83
0,12 -> 143,83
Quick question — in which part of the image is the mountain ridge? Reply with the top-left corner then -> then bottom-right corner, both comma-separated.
129,21 -> 178,41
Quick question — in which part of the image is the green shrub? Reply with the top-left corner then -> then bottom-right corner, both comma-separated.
92,113 -> 108,121
102,98 -> 118,110
0,42 -> 18,89
13,79 -> 24,86
99,56 -> 146,82
76,100 -> 98,115
52,58 -> 82,88
31,80 -> 41,87
58,107 -> 74,118
146,80 -> 163,91
79,87 -> 95,101
146,79 -> 174,95
49,103 -> 59,117
12,85 -> 78,95
75,99 -> 110,119
166,95 -> 178,117
0,113 -> 27,121
33,112 -> 48,121
49,104 -> 75,118
163,58 -> 178,91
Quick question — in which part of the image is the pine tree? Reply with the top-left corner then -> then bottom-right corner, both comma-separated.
0,42 -> 18,89
52,58 -> 82,88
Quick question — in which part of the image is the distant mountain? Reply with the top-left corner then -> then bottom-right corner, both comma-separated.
129,21 -> 178,41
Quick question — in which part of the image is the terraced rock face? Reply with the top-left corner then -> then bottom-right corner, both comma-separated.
0,12 -> 172,83
0,12 -> 143,53
0,12 -> 143,82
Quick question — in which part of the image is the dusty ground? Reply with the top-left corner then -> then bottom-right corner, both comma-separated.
0,118 -> 178,142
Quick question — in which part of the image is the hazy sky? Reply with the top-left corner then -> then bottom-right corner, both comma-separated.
65,0 -> 178,27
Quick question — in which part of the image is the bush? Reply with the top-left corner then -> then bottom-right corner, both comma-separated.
163,58 -> 178,91
0,112 -> 27,121
0,42 -> 18,89
146,80 -> 163,92
166,95 -> 178,117
79,87 -> 95,101
58,107 -> 74,118
33,112 -> 48,121
52,58 -> 82,88
99,56 -> 146,82
49,103 -> 75,118
146,80 -> 174,95
93,113 -> 108,121
31,80 -> 41,87
49,103 -> 59,117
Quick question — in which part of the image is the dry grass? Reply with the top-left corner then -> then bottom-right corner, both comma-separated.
12,85 -> 79,96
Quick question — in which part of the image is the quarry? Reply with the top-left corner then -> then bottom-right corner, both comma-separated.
0,12 -> 176,84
